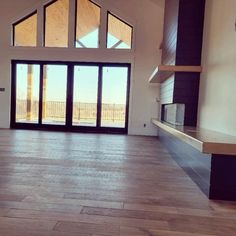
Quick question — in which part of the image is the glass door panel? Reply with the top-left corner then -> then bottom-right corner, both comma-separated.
15,64 -> 40,123
42,65 -> 67,125
73,66 -> 98,127
12,61 -> 130,133
101,67 -> 128,128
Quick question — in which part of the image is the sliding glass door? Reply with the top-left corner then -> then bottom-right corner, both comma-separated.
15,64 -> 40,123
101,67 -> 128,128
11,61 -> 130,133
42,65 -> 67,125
73,66 -> 98,127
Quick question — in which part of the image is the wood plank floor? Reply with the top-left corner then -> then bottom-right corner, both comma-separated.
0,130 -> 236,235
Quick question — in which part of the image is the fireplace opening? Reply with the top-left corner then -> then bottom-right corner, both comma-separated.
161,103 -> 185,126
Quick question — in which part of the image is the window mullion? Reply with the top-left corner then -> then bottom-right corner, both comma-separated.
37,5 -> 44,47
99,7 -> 107,49
68,0 -> 76,48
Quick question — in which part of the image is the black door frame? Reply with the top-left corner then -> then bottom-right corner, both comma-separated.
11,60 -> 131,134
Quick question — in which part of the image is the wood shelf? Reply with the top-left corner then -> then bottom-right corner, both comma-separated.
152,118 -> 236,155
149,65 -> 202,83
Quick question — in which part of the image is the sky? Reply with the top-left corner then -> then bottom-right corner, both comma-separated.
16,64 -> 128,105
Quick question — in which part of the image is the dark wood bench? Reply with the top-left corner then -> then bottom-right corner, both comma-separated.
152,119 -> 236,201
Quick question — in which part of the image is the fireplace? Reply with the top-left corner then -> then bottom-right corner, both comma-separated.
162,103 -> 185,126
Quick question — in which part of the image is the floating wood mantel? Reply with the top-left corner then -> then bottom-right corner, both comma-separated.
149,65 -> 202,83
152,118 -> 236,155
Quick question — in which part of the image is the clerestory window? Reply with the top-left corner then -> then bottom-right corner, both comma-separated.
13,12 -> 37,47
44,0 -> 69,47
75,0 -> 101,48
12,0 -> 133,50
106,12 -> 133,49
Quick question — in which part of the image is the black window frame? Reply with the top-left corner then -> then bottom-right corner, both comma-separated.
11,60 -> 131,134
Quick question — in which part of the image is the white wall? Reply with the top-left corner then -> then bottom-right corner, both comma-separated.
0,0 -> 164,136
198,0 -> 236,136
128,0 -> 163,135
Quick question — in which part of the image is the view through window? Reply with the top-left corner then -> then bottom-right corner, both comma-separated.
15,64 -> 40,123
75,0 -> 100,48
107,13 -> 133,49
13,62 -> 130,132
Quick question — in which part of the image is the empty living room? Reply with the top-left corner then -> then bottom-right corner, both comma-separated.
0,0 -> 236,235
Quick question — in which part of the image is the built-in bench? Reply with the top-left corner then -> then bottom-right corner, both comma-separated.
152,118 -> 236,201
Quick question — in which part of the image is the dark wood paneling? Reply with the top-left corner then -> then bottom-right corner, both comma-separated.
161,0 -> 179,65
210,155 -> 236,200
174,72 -> 201,126
176,0 -> 206,65
160,0 -> 179,105
161,0 -> 205,66
174,0 -> 205,125
159,129 -> 211,196
160,0 -> 205,126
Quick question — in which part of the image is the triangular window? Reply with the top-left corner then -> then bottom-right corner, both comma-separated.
44,0 -> 69,47
12,0 -> 133,50
107,13 -> 133,49
75,0 -> 100,48
13,12 -> 37,47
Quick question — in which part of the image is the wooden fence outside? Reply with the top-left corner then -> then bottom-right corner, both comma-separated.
16,100 -> 126,122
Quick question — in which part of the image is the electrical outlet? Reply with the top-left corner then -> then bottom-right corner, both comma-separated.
0,88 -> 5,92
